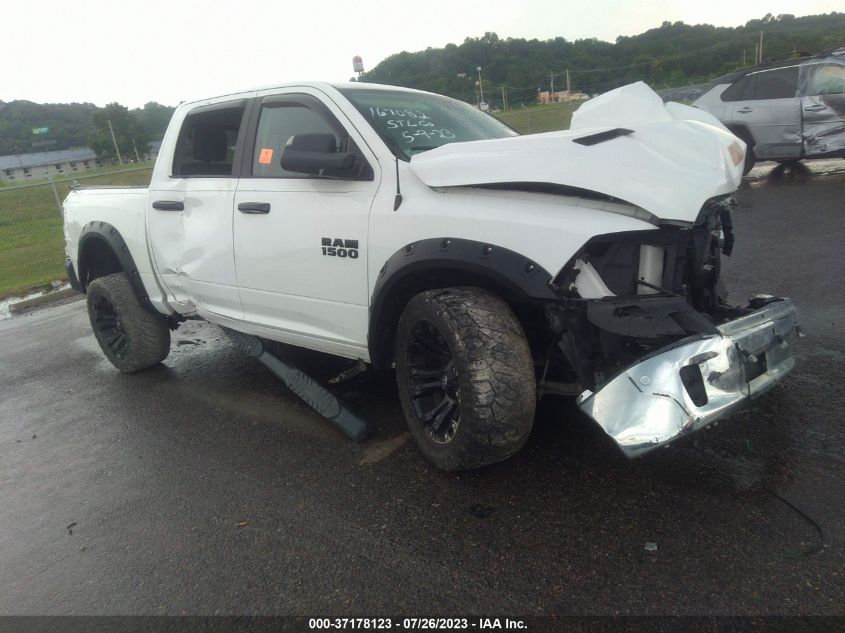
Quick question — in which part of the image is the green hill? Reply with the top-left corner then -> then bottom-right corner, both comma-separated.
361,13 -> 845,108
0,101 -> 174,156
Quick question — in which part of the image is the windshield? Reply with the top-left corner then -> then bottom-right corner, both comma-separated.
338,87 -> 518,160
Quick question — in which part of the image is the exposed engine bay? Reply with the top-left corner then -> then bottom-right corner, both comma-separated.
532,196 -> 800,456
544,197 -> 740,392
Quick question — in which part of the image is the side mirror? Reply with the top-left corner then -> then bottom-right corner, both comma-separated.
280,133 -> 356,176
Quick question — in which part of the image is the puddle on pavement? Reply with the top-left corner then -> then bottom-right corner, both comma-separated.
746,158 -> 845,188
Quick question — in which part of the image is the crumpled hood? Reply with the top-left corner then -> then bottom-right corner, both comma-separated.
410,82 -> 745,223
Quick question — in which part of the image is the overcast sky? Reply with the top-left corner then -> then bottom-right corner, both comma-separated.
2,0 -> 841,107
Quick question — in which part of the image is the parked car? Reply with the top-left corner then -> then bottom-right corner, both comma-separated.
694,47 -> 845,174
62,81 -> 800,470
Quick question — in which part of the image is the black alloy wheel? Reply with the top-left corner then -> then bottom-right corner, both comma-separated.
91,293 -> 130,360
405,320 -> 461,444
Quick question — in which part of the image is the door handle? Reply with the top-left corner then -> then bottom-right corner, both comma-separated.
238,202 -> 271,214
152,200 -> 184,211
736,107 -> 753,114
804,104 -> 826,112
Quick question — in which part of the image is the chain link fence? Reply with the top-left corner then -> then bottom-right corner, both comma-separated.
0,166 -> 153,299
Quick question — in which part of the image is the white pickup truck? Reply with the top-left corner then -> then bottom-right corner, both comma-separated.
63,80 -> 800,470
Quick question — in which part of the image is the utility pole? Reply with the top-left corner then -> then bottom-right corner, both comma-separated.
132,138 -> 141,163
550,72 -> 554,101
501,84 -> 507,110
759,31 -> 764,64
476,66 -> 485,105
47,174 -> 63,217
754,44 -> 759,66
107,119 -> 123,165
566,68 -> 571,94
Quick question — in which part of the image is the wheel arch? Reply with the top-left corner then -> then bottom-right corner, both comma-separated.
77,221 -> 157,314
368,238 -> 557,368
725,124 -> 755,148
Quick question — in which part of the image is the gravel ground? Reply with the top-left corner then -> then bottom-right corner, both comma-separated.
1,159 -> 843,620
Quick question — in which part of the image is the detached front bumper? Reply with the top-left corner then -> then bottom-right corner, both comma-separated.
577,298 -> 800,457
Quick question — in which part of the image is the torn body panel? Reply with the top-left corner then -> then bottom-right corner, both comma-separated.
577,299 -> 799,457
801,68 -> 845,155
541,195 -> 799,456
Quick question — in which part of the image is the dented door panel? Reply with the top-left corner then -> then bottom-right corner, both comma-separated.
801,62 -> 845,156
729,66 -> 803,159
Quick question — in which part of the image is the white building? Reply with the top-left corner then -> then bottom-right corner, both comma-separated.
0,142 -> 161,184
538,90 -> 590,104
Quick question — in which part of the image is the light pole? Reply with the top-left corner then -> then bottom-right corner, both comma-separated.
476,66 -> 485,106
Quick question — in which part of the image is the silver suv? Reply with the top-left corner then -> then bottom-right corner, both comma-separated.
694,47 -> 845,174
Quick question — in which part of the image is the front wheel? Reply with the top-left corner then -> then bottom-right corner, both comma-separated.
86,272 -> 171,373
394,287 -> 536,471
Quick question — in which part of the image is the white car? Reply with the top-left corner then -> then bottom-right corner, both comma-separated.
62,81 -> 800,470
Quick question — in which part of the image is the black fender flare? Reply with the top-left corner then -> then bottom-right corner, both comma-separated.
77,221 -> 157,314
367,237 -> 557,367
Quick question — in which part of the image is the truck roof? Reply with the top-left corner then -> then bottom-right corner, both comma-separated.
178,81 -> 427,107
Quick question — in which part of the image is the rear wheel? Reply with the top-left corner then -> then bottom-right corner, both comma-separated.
86,273 -> 171,373
395,287 -> 536,471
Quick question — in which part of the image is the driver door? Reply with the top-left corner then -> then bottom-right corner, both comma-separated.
233,90 -> 381,355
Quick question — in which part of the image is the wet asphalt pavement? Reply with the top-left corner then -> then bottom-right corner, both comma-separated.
1,160 -> 844,618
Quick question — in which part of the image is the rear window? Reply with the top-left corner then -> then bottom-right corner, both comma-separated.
721,76 -> 753,102
172,102 -> 246,177
752,67 -> 799,100
721,66 -> 799,101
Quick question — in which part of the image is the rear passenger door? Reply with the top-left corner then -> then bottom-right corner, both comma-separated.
800,62 -> 845,156
726,66 -> 802,160
233,89 -> 380,355
148,98 -> 251,319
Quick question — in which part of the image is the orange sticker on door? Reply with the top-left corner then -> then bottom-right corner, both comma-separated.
258,148 -> 274,164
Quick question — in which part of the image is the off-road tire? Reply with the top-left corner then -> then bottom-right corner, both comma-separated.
86,272 -> 171,373
395,287 -> 536,471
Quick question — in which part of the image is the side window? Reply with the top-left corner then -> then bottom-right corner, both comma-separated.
808,64 -> 845,96
252,102 -> 340,178
173,102 -> 246,177
721,76 -> 751,102
750,67 -> 799,100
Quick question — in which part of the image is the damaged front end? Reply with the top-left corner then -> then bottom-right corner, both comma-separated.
544,197 -> 801,456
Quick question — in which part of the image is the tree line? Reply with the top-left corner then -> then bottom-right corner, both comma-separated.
0,100 -> 175,158
360,12 -> 845,107
2,11 -> 843,156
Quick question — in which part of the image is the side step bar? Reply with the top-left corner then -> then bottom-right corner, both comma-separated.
222,328 -> 369,442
